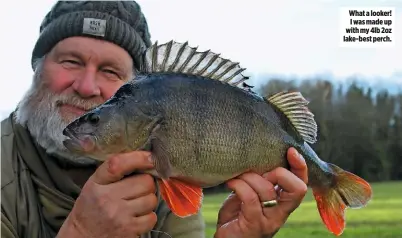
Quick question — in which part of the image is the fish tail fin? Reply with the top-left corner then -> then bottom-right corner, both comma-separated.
312,163 -> 372,236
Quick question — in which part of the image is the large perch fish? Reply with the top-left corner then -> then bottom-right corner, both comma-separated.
62,40 -> 372,236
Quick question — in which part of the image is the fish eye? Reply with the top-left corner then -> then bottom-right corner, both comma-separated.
88,113 -> 100,125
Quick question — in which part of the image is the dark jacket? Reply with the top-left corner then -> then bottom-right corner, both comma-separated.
1,113 -> 205,238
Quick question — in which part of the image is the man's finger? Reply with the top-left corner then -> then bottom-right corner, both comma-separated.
264,167 -> 307,196
127,193 -> 158,217
92,151 -> 154,185
226,178 -> 263,222
263,167 -> 308,214
110,173 -> 156,200
131,212 -> 158,235
216,191 -> 241,227
287,148 -> 308,184
238,172 -> 278,202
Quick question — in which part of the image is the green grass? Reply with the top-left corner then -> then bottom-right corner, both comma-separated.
201,181 -> 402,238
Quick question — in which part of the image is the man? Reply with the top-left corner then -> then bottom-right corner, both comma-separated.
1,1 -> 308,238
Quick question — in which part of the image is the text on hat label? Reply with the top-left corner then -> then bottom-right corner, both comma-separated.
82,18 -> 107,37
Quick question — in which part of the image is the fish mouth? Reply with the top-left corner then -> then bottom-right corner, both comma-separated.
62,128 -> 95,153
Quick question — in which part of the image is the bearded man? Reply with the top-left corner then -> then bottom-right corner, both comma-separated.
1,1 -> 308,238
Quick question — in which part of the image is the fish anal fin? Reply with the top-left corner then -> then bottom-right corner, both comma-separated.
265,91 -> 318,144
312,163 -> 372,236
157,178 -> 203,218
141,40 -> 251,90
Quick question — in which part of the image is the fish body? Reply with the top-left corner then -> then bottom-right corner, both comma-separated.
62,41 -> 372,236
88,73 -> 322,187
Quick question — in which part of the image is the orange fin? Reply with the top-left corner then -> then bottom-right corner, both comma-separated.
313,163 -> 372,236
157,178 -> 203,218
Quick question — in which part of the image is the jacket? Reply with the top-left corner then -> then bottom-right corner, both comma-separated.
1,112 -> 206,238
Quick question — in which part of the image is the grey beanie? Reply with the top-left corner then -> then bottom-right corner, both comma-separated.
31,0 -> 152,70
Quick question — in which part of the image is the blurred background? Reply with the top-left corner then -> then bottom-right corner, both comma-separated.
0,0 -> 401,237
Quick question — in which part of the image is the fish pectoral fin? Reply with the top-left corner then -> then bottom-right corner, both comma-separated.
157,178 -> 203,218
150,135 -> 172,178
126,115 -> 163,150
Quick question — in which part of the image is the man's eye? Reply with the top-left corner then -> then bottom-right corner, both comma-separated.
62,60 -> 80,65
104,69 -> 116,74
103,69 -> 119,77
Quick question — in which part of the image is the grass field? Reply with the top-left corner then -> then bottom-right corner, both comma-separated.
201,181 -> 402,238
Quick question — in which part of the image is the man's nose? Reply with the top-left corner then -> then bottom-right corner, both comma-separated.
72,68 -> 101,98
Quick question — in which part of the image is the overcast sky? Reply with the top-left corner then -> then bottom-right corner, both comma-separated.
0,0 -> 401,117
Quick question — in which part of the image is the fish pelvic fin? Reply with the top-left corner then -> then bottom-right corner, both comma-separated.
312,163 -> 372,236
141,40 -> 251,90
266,91 -> 318,144
157,178 -> 203,218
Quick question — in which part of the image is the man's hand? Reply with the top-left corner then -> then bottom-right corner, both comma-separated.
214,148 -> 308,238
57,151 -> 158,238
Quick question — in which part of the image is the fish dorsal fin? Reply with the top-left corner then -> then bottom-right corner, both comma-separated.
266,91 -> 318,144
141,40 -> 250,88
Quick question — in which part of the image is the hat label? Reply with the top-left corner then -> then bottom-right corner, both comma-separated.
82,18 -> 107,37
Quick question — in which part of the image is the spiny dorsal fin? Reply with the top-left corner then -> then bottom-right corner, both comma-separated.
141,40 -> 250,88
266,91 -> 318,144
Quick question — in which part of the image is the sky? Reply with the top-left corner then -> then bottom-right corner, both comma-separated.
0,0 -> 401,118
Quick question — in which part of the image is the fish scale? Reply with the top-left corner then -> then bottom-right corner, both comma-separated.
63,40 -> 373,236
152,75 -> 284,177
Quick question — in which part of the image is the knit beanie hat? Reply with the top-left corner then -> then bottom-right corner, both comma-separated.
31,0 -> 152,70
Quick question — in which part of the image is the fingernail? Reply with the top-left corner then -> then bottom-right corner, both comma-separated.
293,149 -> 299,158
299,154 -> 305,162
293,149 -> 304,161
262,172 -> 270,178
148,154 -> 154,164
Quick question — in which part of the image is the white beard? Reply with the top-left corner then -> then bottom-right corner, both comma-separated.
14,59 -> 102,166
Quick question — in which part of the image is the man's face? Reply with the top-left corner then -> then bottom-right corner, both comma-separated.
45,36 -> 134,122
15,36 -> 134,164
